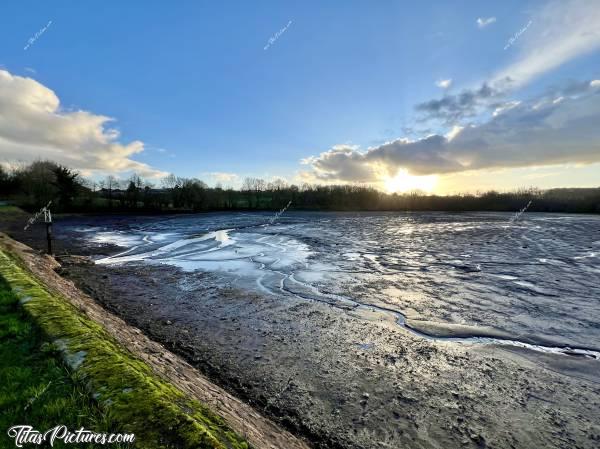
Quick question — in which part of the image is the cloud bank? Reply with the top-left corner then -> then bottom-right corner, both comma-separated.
0,69 -> 165,178
303,81 -> 600,182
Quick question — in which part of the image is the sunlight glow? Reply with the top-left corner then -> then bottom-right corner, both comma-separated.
384,169 -> 437,193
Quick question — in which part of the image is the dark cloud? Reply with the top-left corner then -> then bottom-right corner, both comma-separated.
415,83 -> 503,123
304,81 -> 600,182
364,136 -> 464,175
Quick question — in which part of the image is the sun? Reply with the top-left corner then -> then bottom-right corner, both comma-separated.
384,169 -> 437,193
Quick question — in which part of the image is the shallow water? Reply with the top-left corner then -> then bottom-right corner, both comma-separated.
70,211 -> 600,354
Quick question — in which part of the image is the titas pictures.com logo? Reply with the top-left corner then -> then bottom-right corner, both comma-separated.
7,425 -> 135,447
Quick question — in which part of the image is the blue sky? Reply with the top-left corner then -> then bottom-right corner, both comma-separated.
1,0 -> 599,193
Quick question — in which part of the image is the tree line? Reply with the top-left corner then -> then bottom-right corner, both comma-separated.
1,160 -> 599,214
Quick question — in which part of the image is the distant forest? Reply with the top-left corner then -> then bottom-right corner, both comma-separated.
1,161 -> 599,214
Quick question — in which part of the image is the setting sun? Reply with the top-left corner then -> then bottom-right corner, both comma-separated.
384,169 -> 437,193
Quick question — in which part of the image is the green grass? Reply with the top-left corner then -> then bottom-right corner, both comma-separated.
0,275 -> 129,448
0,249 -> 250,449
0,205 -> 23,214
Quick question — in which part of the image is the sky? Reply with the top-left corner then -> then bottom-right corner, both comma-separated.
0,0 -> 599,194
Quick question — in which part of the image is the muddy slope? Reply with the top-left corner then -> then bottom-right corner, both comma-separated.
3,212 -> 600,449
0,234 -> 310,449
60,260 -> 600,449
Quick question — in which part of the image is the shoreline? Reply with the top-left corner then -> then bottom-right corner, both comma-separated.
2,209 -> 600,448
0,233 -> 310,449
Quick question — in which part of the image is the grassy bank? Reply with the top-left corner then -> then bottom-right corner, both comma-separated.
0,205 -> 23,214
0,249 -> 250,449
0,275 -> 129,449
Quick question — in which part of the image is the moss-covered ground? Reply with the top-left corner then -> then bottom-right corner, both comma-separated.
0,249 -> 250,449
0,274 -> 131,449
0,205 -> 23,215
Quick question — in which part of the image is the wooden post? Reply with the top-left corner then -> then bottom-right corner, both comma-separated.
23,201 -> 54,255
44,208 -> 53,255
46,222 -> 53,255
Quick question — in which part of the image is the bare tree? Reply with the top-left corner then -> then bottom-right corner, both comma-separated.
242,177 -> 255,208
104,175 -> 118,209
162,173 -> 178,189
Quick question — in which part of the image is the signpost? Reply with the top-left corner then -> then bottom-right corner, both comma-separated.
24,201 -> 54,255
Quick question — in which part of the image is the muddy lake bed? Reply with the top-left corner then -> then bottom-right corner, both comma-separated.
11,211 -> 600,448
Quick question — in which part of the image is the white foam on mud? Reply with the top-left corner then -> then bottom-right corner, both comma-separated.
89,231 -> 144,247
573,252 -> 597,260
96,230 -> 320,290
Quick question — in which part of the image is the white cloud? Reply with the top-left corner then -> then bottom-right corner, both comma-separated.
477,17 -> 496,29
0,69 -> 166,178
436,79 -> 452,89
200,172 -> 241,187
493,0 -> 600,89
492,100 -> 521,116
208,172 -> 239,182
445,125 -> 463,141
302,83 -> 600,181
591,80 -> 600,88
